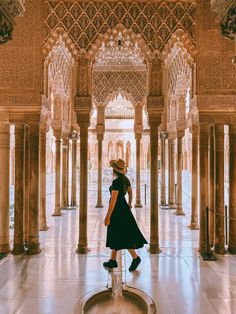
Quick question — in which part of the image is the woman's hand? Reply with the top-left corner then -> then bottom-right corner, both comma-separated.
104,215 -> 110,226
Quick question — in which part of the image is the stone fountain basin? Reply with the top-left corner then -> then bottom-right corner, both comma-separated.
76,285 -> 157,314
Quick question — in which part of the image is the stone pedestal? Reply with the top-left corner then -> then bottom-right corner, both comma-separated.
71,134 -> 78,207
52,135 -> 62,216
24,124 -> 30,247
62,137 -> 69,209
28,123 -> 41,255
175,136 -> 185,215
0,122 -> 10,254
77,122 -> 90,254
228,123 -> 236,254
214,124 -> 226,254
199,123 -> 209,254
96,135 -> 104,208
149,122 -> 161,254
168,139 -> 176,208
189,124 -> 199,229
39,125 -> 49,231
12,123 -> 25,254
135,133 -> 142,208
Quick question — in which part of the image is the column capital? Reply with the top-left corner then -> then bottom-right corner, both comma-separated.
97,133 -> 104,141
135,132 -> 142,141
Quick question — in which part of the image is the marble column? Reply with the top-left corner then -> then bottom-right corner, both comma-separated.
39,124 -> 49,231
149,121 -> 161,254
189,124 -> 199,229
61,137 -> 69,209
24,124 -> 30,247
199,123 -> 209,254
135,133 -> 142,208
96,134 -> 104,208
71,132 -> 78,207
160,132 -> 167,207
28,123 -> 41,255
0,122 -> 10,254
168,138 -> 175,208
214,124 -> 226,254
208,125 -> 215,244
12,123 -> 25,254
77,122 -> 90,253
228,123 -> 236,254
175,135 -> 185,215
52,134 -> 62,216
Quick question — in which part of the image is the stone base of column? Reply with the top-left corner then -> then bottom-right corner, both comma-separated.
39,223 -> 49,231
11,244 -> 25,255
70,200 -> 78,208
175,208 -> 185,216
160,203 -> 171,210
214,244 -> 227,255
188,222 -> 199,230
95,203 -> 104,208
168,203 -> 177,209
228,245 -> 236,254
148,244 -> 161,254
27,243 -> 41,255
65,206 -> 77,210
76,245 -> 91,254
135,202 -> 143,208
52,209 -> 62,216
0,244 -> 10,254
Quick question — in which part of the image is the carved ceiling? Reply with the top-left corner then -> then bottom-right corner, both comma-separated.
44,1 -> 196,54
93,71 -> 147,106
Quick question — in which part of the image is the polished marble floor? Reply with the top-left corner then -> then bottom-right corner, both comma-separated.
1,172 -> 236,314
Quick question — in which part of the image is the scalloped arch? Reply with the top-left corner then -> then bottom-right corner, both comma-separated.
88,24 -> 153,62
43,27 -> 78,61
104,89 -> 136,109
161,29 -> 197,65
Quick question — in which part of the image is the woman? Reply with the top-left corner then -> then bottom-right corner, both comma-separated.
103,159 -> 147,271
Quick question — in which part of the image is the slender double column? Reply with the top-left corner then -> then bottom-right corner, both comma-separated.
77,122 -> 90,253
52,134 -> 62,216
71,132 -> 78,207
189,124 -> 199,229
175,135 -> 185,215
149,121 -> 161,254
24,124 -> 30,247
0,122 -> 10,254
228,123 -> 236,254
39,124 -> 49,231
96,134 -> 104,208
28,123 -> 41,254
160,132 -> 167,207
135,133 -> 142,208
168,138 -> 176,208
61,137 -> 69,209
208,125 -> 215,244
12,123 -> 25,254
214,124 -> 226,254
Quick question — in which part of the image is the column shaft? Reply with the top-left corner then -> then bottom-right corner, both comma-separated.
160,137 -> 166,206
77,123 -> 89,253
96,137 -> 103,208
168,139 -> 175,208
62,138 -> 69,208
12,123 -> 25,254
52,136 -> 62,216
39,125 -> 49,231
0,122 -> 10,253
24,124 -> 30,247
135,134 -> 142,208
214,124 -> 226,254
149,123 -> 161,254
228,123 -> 236,254
189,124 -> 199,229
175,136 -> 185,215
71,136 -> 78,207
209,125 -> 215,244
28,123 -> 41,254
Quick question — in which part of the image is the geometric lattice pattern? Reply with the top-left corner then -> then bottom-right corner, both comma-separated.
44,1 -> 196,52
93,71 -> 147,105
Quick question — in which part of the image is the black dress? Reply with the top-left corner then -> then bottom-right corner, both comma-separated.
106,174 -> 148,250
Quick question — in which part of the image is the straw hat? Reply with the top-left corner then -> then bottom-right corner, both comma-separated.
110,159 -> 127,174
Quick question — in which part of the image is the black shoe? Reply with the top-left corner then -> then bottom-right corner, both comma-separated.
103,259 -> 118,269
129,256 -> 141,271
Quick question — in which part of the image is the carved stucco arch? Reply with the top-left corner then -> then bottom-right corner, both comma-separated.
104,89 -> 136,109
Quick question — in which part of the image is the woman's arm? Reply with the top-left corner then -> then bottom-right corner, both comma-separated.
127,186 -> 132,209
104,190 -> 118,226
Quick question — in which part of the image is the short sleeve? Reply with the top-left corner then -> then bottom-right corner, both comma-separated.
112,179 -> 120,191
126,177 -> 131,187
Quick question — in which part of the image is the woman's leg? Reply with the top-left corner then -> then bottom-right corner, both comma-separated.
111,249 -> 117,260
128,249 -> 138,259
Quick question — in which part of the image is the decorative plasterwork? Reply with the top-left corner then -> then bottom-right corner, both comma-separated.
0,0 -> 25,44
44,1 -> 196,54
211,0 -> 233,19
105,92 -> 135,119
93,71 -> 147,106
